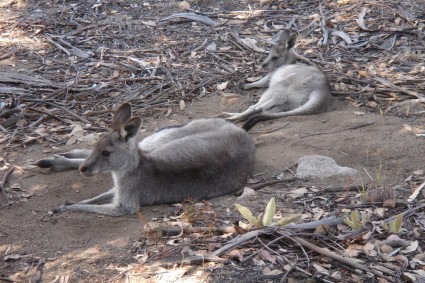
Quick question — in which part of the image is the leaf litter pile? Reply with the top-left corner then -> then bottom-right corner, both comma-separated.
0,0 -> 425,282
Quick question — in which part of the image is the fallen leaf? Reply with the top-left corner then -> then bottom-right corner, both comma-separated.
217,81 -> 229,91
239,38 -> 265,52
383,199 -> 396,208
375,207 -> 386,218
4,254 -> 21,261
178,1 -> 190,10
403,124 -> 412,132
331,271 -> 343,280
260,249 -> 276,264
379,243 -> 393,253
233,225 -> 248,234
287,187 -> 308,199
206,42 -> 216,51
10,183 -> 21,190
81,133 -> 101,145
313,263 -> 330,275
19,192 -> 34,198
384,234 -> 410,247
66,124 -> 84,145
345,243 -> 363,257
252,257 -> 265,267
141,20 -> 156,27
413,269 -> 425,278
236,187 -> 256,201
179,100 -> 185,111
401,240 -> 419,253
262,266 -> 282,275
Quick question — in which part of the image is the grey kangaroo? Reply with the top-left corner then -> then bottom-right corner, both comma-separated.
224,30 -> 332,130
36,103 -> 255,216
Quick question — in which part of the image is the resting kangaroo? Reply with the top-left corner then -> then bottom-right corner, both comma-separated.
224,30 -> 332,130
36,103 -> 255,216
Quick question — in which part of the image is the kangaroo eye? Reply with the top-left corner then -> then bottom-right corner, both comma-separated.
102,150 -> 111,157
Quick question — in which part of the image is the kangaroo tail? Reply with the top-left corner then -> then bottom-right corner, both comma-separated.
242,90 -> 328,131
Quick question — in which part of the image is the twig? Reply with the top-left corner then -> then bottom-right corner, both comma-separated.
160,225 -> 236,236
383,204 -> 425,224
299,121 -> 377,138
211,227 -> 272,257
236,177 -> 300,195
407,180 -> 425,202
293,236 -> 397,282
159,12 -> 219,27
20,99 -> 91,124
143,255 -> 226,268
0,167 -> 15,202
249,123 -> 290,134
44,35 -> 71,56
375,77 -> 425,101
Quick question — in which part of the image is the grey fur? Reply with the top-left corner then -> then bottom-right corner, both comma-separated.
36,104 -> 255,216
224,30 -> 332,128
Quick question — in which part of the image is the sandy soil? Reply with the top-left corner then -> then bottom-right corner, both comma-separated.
1,91 -> 424,282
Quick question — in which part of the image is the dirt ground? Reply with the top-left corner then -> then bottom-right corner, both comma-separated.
1,93 -> 425,282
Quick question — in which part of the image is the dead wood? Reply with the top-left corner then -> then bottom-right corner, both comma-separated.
159,13 -> 219,27
293,236 -> 397,282
143,255 -> 226,268
160,225 -> 236,236
0,167 -> 15,203
299,121 -> 377,138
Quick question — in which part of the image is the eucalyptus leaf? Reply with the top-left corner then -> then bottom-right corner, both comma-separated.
235,204 -> 257,226
262,198 -> 276,226
275,214 -> 302,226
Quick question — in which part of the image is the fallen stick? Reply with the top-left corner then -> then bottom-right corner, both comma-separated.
236,177 -> 300,195
293,236 -> 396,282
143,255 -> 226,268
211,228 -> 272,257
407,180 -> 425,202
0,167 -> 15,203
160,225 -> 236,236
300,121 -> 377,138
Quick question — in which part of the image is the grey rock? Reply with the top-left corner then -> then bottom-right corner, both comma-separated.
296,155 -> 357,178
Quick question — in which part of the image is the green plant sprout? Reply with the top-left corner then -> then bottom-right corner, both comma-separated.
235,197 -> 301,229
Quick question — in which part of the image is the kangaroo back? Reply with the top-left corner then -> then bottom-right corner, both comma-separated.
134,118 -> 255,205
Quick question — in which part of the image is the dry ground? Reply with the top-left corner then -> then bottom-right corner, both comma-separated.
2,94 -> 425,282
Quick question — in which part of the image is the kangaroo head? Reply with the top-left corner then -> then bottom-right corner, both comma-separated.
261,30 -> 297,69
80,103 -> 142,177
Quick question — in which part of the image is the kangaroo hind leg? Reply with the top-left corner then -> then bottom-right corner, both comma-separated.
224,95 -> 278,122
54,202 -> 128,216
243,73 -> 272,89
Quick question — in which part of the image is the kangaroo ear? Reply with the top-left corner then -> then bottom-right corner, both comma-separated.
262,30 -> 291,66
121,117 -> 142,141
286,34 -> 297,50
112,103 -> 132,131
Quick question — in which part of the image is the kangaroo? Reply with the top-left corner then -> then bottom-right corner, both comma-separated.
36,103 -> 255,216
224,30 -> 332,130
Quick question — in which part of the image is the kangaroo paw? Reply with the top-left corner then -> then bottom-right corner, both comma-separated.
222,112 -> 243,121
52,204 -> 66,213
35,155 -> 81,172
36,158 -> 57,169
